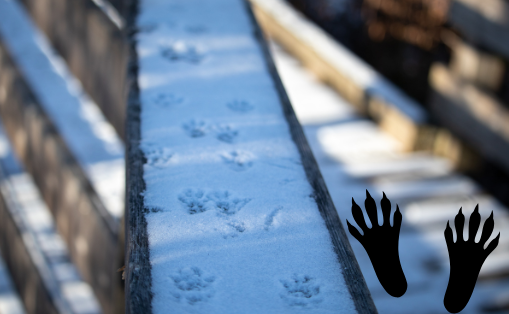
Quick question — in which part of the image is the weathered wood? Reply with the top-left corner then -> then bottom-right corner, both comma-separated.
0,122 -> 102,314
125,0 -> 377,313
18,0 -> 128,139
429,63 -> 509,173
442,30 -> 506,92
0,36 -> 123,314
448,0 -> 509,61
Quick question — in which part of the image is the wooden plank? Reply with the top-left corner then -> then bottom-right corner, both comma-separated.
18,0 -> 128,139
429,63 -> 509,173
124,0 -> 377,313
0,1 -> 124,312
442,30 -> 506,92
448,0 -> 509,60
0,122 -> 102,314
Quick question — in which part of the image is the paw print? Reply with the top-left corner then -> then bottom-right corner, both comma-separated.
207,191 -> 250,216
170,267 -> 215,304
221,151 -> 254,171
178,189 -> 210,214
215,124 -> 238,143
161,41 -> 204,64
145,147 -> 173,168
280,274 -> 322,307
183,119 -> 208,138
153,93 -> 184,108
226,100 -> 253,113
444,206 -> 500,313
346,190 -> 407,297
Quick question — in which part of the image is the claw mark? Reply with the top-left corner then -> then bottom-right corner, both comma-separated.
226,100 -> 253,113
444,205 -> 500,313
215,124 -> 238,143
161,41 -> 204,63
145,147 -> 173,168
153,93 -> 184,108
149,207 -> 163,213
347,190 -> 407,297
170,267 -> 215,304
264,206 -> 282,230
178,189 -> 210,214
207,191 -> 250,216
183,119 -> 208,138
280,274 -> 322,307
221,151 -> 254,171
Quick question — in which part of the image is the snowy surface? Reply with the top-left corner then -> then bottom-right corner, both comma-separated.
0,0 -> 125,219
271,42 -> 509,314
135,0 -> 358,313
0,121 -> 101,313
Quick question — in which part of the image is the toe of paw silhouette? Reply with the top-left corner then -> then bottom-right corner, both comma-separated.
347,190 -> 407,297
444,205 -> 500,313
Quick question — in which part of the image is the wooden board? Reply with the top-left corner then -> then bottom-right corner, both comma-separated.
0,37 -> 123,314
124,0 -> 377,313
18,0 -> 128,139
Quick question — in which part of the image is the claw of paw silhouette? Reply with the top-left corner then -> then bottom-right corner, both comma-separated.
347,190 -> 407,297
444,205 -> 500,313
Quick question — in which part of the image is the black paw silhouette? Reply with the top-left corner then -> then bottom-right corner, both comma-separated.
444,206 -> 500,313
347,190 -> 407,297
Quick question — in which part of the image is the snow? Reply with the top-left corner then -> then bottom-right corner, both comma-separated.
135,0 -> 358,313
0,0 -> 125,219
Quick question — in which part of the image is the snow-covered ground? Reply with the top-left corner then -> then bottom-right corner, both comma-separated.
135,0 -> 360,313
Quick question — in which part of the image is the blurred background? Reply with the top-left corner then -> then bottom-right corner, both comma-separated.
0,0 -> 508,313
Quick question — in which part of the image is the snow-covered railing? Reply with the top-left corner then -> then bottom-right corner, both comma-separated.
0,121 -> 102,314
0,1 -> 125,313
125,0 -> 376,313
18,0 -> 128,138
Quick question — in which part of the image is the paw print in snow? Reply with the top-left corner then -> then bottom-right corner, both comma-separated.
145,147 -> 173,168
227,100 -> 253,113
170,267 -> 215,304
215,124 -> 238,143
178,189 -> 210,214
222,151 -> 254,171
280,274 -> 322,307
161,41 -> 204,64
183,119 -> 208,138
153,93 -> 184,108
207,191 -> 250,216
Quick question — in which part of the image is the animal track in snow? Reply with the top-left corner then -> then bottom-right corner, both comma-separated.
207,191 -> 250,216
178,189 -> 210,214
152,93 -> 184,108
215,124 -> 238,143
161,41 -> 204,64
145,147 -> 173,168
170,267 -> 215,304
219,220 -> 247,239
280,274 -> 322,307
226,100 -> 253,113
264,206 -> 282,230
183,119 -> 208,138
221,151 -> 254,171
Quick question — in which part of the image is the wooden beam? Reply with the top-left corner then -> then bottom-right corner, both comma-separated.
18,0 -> 128,139
429,63 -> 509,173
124,0 -> 377,313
